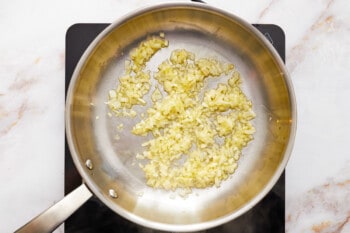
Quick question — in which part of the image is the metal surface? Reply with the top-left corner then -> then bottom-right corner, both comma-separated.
15,184 -> 92,233
18,2 -> 297,232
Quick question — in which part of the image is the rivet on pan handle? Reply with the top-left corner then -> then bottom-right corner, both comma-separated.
14,184 -> 93,233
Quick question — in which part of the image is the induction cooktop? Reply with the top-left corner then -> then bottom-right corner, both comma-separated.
65,23 -> 286,233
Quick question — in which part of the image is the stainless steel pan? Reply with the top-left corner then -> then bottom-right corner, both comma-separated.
16,3 -> 296,232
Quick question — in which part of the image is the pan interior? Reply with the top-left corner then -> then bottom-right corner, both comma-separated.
66,4 -> 295,231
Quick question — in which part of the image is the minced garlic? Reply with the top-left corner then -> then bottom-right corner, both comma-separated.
107,36 -> 169,116
107,35 -> 255,191
151,86 -> 162,103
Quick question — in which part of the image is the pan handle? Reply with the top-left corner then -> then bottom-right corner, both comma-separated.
15,183 -> 93,233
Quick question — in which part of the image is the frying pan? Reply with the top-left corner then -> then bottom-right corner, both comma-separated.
16,2 -> 296,232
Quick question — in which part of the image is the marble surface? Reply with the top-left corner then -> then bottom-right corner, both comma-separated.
1,0 -> 349,232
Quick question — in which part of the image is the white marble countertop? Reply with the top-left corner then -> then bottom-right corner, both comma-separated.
1,0 -> 350,232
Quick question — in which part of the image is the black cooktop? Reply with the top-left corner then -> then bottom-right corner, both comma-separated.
65,23 -> 286,233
